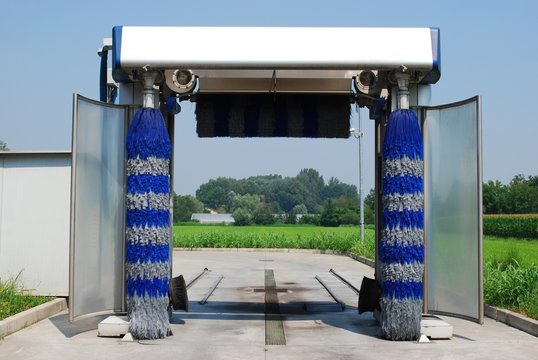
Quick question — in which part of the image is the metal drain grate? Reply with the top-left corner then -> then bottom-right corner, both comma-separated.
264,269 -> 286,345
253,288 -> 288,293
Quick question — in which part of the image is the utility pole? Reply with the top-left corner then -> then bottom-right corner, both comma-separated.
350,109 -> 365,242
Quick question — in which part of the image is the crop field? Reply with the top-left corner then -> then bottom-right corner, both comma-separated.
173,224 -> 375,257
173,224 -> 537,263
483,214 -> 538,239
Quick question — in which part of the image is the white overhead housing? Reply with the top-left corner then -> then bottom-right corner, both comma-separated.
111,26 -> 440,95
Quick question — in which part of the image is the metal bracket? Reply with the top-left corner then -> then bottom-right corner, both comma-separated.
141,70 -> 159,109
395,71 -> 411,110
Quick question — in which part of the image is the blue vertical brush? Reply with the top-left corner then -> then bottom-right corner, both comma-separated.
125,107 -> 172,340
380,108 -> 424,340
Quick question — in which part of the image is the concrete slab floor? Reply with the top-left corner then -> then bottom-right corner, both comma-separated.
0,250 -> 536,360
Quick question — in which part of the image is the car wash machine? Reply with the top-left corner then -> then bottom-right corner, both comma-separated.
69,26 -> 482,341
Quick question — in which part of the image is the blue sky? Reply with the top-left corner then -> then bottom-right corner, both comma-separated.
1,0 -> 536,195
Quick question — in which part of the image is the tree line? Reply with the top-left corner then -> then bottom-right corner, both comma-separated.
195,168 -> 358,214
174,168 -> 369,226
483,175 -> 538,214
174,172 -> 537,225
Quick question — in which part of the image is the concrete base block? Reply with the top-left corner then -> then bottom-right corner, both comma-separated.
97,316 -> 129,337
421,315 -> 453,339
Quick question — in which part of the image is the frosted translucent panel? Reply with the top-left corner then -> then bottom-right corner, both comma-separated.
424,97 -> 482,322
70,96 -> 126,321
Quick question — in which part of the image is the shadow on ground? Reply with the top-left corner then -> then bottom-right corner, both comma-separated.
48,313 -> 110,338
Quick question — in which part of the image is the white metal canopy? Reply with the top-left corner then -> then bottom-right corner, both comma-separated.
111,26 -> 441,92
114,26 -> 438,70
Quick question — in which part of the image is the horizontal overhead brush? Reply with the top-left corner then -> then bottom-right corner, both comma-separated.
195,93 -> 351,138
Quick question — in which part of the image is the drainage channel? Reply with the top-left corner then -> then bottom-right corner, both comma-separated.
264,269 -> 286,345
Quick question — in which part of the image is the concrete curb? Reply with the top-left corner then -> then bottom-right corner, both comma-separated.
345,252 -> 376,268
0,298 -> 67,339
484,304 -> 538,337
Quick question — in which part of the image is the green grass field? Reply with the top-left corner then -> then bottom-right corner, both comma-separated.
483,236 -> 538,266
173,224 -> 538,264
0,273 -> 51,321
173,224 -> 374,254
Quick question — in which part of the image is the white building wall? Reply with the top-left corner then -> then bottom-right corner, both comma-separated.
191,213 -> 235,224
0,152 -> 71,296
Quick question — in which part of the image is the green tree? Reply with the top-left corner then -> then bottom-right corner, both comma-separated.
0,140 -> 9,151
292,204 -> 308,215
296,168 -> 325,192
253,206 -> 275,225
483,175 -> 538,214
505,175 -> 538,213
320,200 -> 342,227
286,208 -> 297,224
195,169 -> 360,216
231,194 -> 262,213
332,196 -> 360,225
364,206 -> 375,225
196,177 -> 237,211
320,197 -> 362,227
232,208 -> 252,226
265,178 -> 308,212
483,180 -> 508,214
527,175 -> 538,188
298,214 -> 321,225
231,194 -> 275,226
364,188 -> 375,211
322,177 -> 358,202
295,168 -> 324,211
284,204 -> 307,225
173,194 -> 203,223
363,188 -> 376,224
330,196 -> 358,210
340,209 -> 360,225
